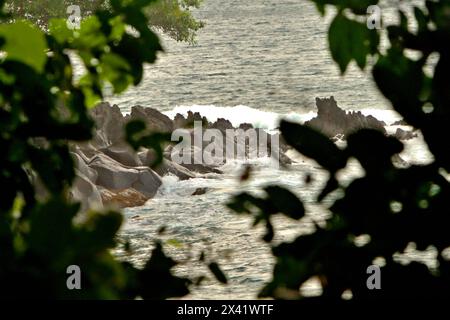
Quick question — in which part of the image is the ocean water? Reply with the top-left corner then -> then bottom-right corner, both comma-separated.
108,0 -> 391,113
109,0 -> 434,299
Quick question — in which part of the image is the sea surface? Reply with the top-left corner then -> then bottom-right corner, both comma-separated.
109,0 -> 434,299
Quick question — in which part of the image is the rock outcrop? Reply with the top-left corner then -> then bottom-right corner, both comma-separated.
305,96 -> 387,138
393,128 -> 418,141
170,113 -> 293,166
71,170 -> 103,211
90,102 -> 125,147
173,111 -> 208,129
88,153 -> 161,198
153,159 -> 196,180
127,105 -> 173,133
69,102 -> 296,209
70,103 -> 167,209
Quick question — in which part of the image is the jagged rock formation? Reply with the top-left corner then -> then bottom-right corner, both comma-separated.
67,99 -> 418,209
90,103 -> 125,147
305,96 -> 387,138
393,128 -> 418,141
304,96 -> 417,143
173,111 -> 208,129
69,102 -> 293,209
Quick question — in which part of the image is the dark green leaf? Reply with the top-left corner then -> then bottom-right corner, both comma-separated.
264,186 -> 305,220
0,21 -> 47,72
208,262 -> 228,284
280,120 -> 347,173
414,7 -> 429,33
328,13 -> 379,73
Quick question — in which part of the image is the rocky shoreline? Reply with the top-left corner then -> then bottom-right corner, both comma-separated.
68,97 -> 417,210
305,96 -> 417,141
68,102 -> 292,210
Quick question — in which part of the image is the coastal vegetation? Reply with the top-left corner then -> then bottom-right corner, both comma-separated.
4,0 -> 204,43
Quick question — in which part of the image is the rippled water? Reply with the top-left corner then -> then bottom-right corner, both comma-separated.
109,0 -> 433,299
115,156 -> 335,299
108,0 -> 391,113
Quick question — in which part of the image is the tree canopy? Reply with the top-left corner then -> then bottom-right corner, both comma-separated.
4,0 -> 204,43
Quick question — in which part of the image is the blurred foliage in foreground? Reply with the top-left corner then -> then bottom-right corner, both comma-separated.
228,0 -> 450,299
0,0 -> 204,299
4,0 -> 204,43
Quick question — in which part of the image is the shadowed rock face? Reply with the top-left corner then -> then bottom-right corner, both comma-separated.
99,144 -> 142,167
305,97 -> 387,138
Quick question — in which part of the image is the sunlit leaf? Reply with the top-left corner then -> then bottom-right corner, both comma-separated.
0,21 -> 47,72
208,262 -> 228,284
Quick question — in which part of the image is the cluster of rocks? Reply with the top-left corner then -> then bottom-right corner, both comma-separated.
305,96 -> 417,141
68,97 -> 416,210
69,102 -> 292,210
167,111 -> 292,167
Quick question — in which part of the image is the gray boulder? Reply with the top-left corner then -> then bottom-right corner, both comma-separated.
71,151 -> 98,183
305,96 -> 386,138
172,111 -> 209,129
133,168 -> 163,198
129,105 -> 173,133
138,148 -> 158,167
88,153 -> 162,198
154,159 -> 196,180
100,144 -> 142,167
71,170 -> 103,211
90,102 -> 125,147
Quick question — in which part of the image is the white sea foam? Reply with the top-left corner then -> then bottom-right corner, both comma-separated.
164,104 -> 282,129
